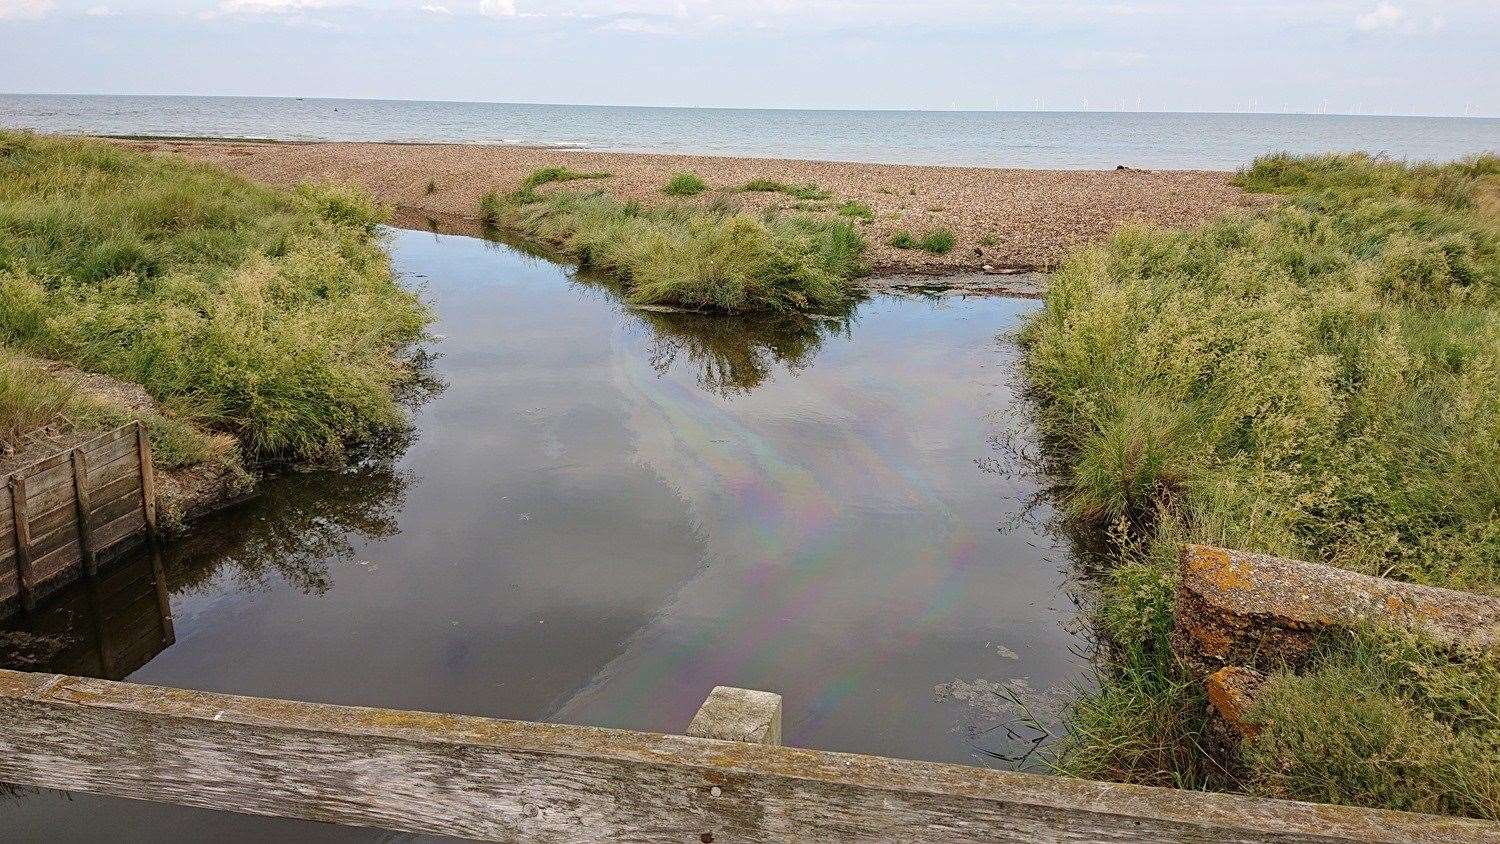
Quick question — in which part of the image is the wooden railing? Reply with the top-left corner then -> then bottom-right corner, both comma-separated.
0,670 -> 1492,843
2,423 -> 157,616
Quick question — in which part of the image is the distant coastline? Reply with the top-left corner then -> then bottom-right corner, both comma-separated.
5,94 -> 1497,169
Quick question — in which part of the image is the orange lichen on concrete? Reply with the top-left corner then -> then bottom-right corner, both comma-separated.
1205,667 -> 1265,740
1173,544 -> 1500,676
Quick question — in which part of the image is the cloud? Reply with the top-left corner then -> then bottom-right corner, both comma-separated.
478,0 -> 514,16
0,0 -> 55,19
1354,2 -> 1404,31
419,2 -> 450,12
600,15 -> 676,34
212,0 -> 344,13
85,4 -> 118,15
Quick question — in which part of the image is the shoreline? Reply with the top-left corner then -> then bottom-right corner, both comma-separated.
104,136 -> 1268,279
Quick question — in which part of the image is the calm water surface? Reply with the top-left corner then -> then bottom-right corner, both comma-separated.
0,229 -> 1084,840
4,94 -> 1497,169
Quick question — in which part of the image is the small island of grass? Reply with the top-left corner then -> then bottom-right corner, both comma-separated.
481,169 -> 866,313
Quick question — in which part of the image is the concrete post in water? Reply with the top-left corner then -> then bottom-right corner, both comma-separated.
688,686 -> 782,746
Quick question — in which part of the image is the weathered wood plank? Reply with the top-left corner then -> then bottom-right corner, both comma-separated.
83,449 -> 141,498
71,448 -> 97,578
0,670 -> 1490,844
92,509 -> 146,555
80,424 -> 140,464
8,477 -> 36,614
27,542 -> 81,590
0,424 -> 134,502
136,422 -> 157,538
24,512 -> 80,564
13,461 -> 79,521
13,449 -> 76,483
87,472 -> 142,518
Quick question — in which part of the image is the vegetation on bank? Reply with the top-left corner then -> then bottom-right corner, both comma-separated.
663,172 -> 708,197
741,178 -> 831,201
0,132 -> 430,464
889,227 -> 955,254
0,349 -> 237,474
481,171 -> 866,313
1021,152 -> 1499,817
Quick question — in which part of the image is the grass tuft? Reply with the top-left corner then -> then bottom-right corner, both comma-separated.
479,186 -> 865,313
837,200 -> 875,222
521,166 -> 611,191
889,228 -> 956,254
917,229 -> 956,254
742,179 -> 831,201
663,172 -> 708,197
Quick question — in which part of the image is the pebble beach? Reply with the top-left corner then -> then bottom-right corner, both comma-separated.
111,137 -> 1266,276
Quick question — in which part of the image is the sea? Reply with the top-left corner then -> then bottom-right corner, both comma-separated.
2,93 -> 1497,170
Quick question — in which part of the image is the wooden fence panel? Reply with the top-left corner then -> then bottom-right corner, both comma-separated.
0,669 -> 1492,843
0,424 -> 154,616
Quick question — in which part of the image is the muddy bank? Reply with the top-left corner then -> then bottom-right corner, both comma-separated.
0,357 -> 251,531
105,137 -> 1265,278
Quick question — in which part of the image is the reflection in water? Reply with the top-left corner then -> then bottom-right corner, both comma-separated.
0,548 -> 175,680
165,453 -> 414,598
562,262 -> 860,397
634,308 -> 853,397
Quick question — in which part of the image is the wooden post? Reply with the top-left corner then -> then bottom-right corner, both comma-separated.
688,686 -> 783,746
71,447 -> 98,578
135,422 -> 158,541
8,476 -> 35,615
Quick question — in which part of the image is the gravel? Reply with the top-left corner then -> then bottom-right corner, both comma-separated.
112,138 -> 1268,276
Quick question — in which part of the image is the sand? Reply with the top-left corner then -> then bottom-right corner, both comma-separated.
109,138 -> 1265,276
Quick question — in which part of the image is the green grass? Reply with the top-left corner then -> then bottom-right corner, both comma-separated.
918,229 -> 956,254
663,172 -> 708,197
0,131 -> 431,464
837,200 -> 874,222
0,349 -> 235,472
481,173 -> 866,313
1243,631 -> 1498,819
889,228 -> 956,254
888,230 -> 916,249
521,166 -> 610,192
741,179 -> 831,201
1024,152 -> 1500,817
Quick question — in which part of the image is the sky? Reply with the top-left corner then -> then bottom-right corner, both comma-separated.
1,0 -> 1496,116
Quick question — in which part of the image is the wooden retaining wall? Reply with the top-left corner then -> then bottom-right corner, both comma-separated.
1,423 -> 157,617
0,669 -> 1494,843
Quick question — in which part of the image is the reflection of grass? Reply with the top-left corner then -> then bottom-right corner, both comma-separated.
167,454 -> 411,597
636,307 -> 854,396
565,267 -> 857,395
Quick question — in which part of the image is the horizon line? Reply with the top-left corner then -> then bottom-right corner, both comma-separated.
3,91 -> 1496,122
